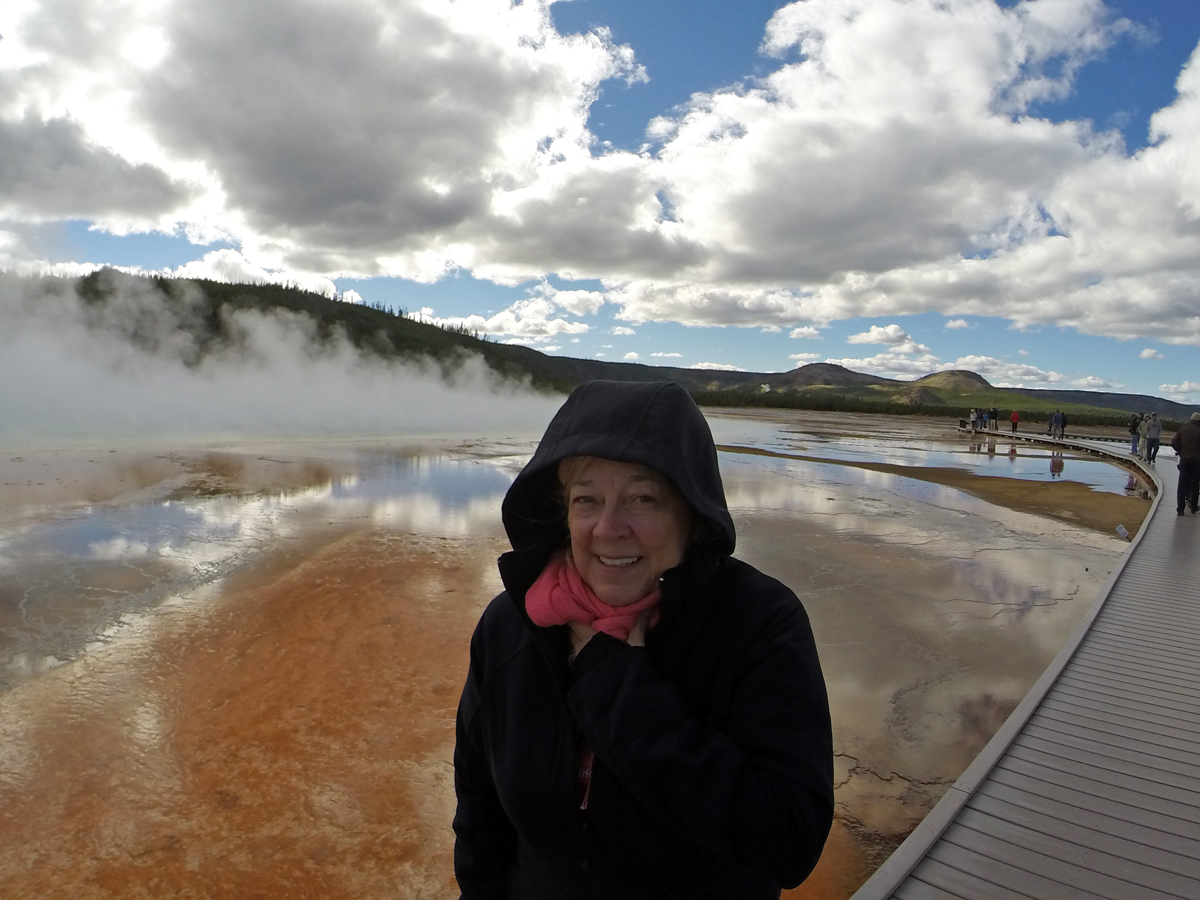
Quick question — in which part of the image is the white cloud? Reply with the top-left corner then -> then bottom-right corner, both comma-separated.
623,351 -> 639,360
689,362 -> 746,371
612,326 -> 636,335
823,352 -> 941,381
789,326 -> 820,339
1071,375 -> 1117,389
341,289 -> 364,305
1140,348 -> 1164,359
1161,381 -> 1200,396
846,323 -> 930,354
533,282 -> 608,316
650,351 -> 682,358
761,324 -> 782,333
1018,349 -> 1030,356
789,352 -> 821,362
417,296 -> 588,342
946,354 -> 1064,387
167,249 -> 340,297
945,318 -> 970,329
3,0 -> 1200,352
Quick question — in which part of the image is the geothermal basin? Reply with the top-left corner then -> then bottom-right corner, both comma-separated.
0,411 -> 1151,898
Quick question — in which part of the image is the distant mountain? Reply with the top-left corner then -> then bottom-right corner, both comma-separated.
911,370 -> 992,393
22,270 -> 1198,424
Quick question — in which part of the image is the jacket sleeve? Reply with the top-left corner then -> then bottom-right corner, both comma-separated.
453,620 -> 517,900
1172,431 -> 1182,453
566,599 -> 833,889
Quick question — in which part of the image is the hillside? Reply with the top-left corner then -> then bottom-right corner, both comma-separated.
21,270 -> 1199,425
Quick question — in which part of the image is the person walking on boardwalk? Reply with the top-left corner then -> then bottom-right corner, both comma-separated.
1051,410 -> 1064,439
1171,412 -> 1200,515
990,406 -> 999,431
1129,412 -> 1142,455
1010,409 -> 1019,434
1138,414 -> 1150,460
1145,413 -> 1163,462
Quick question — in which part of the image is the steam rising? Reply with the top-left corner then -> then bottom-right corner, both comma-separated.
0,273 -> 562,448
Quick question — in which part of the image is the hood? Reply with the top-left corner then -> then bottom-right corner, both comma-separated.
502,381 -> 736,557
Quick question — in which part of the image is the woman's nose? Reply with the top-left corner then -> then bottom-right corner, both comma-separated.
593,503 -> 630,539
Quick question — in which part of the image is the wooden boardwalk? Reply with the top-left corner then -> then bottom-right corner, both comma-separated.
852,434 -> 1200,900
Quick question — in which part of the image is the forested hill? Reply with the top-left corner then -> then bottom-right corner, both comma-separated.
30,270 -> 1200,425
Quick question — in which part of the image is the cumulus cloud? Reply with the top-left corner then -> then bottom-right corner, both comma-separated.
1161,381 -> 1200,396
1140,348 -> 1164,359
789,352 -> 821,362
167,249 -> 340,296
1072,375 -> 1118,389
3,0 -> 1200,350
945,318 -> 970,329
789,326 -> 820,339
689,362 -> 746,371
650,351 -> 682,358
846,323 -> 931,354
611,326 -> 636,335
821,349 -> 1068,386
946,354 -> 1065,387
1018,349 -> 1030,356
623,351 -> 639,360
823,352 -> 943,381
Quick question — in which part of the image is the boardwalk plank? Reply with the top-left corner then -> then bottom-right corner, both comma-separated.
1019,724 -> 1200,781
908,857 -> 1038,900
1024,715 -> 1200,767
1012,734 -> 1200,793
996,754 -> 1200,825
1041,694 -> 1200,738
1049,682 -> 1200,729
932,827 -> 1125,900
1063,662 -> 1200,705
1035,699 -> 1200,746
893,877 -> 967,900
978,778 -> 1200,867
954,805 -> 1198,898
968,792 -> 1200,883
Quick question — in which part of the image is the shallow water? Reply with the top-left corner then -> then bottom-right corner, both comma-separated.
0,414 -> 1139,898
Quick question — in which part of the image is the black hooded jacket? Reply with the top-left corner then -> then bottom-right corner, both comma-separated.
453,382 -> 833,899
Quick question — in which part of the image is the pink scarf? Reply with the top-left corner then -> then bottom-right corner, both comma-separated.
525,552 -> 660,641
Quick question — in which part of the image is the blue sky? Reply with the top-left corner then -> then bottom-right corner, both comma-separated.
3,0 -> 1200,402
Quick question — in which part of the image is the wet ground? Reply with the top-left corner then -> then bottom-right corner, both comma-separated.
0,413 -> 1150,898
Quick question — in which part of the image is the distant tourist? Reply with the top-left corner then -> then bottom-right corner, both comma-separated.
1171,412 -> 1200,515
1059,410 -> 1068,437
1129,413 -> 1142,455
990,406 -> 999,431
1051,410 -> 1065,439
1010,409 -> 1019,433
1145,413 -> 1162,462
1138,414 -> 1150,460
981,410 -> 989,430
969,407 -> 978,430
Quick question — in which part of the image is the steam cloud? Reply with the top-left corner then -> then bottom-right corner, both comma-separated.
0,273 -> 562,448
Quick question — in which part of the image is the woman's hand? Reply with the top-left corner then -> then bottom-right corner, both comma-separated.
626,609 -> 651,647
568,621 -> 596,655
568,608 -> 652,655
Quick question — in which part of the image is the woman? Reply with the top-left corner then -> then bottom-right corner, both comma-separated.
453,381 -> 833,898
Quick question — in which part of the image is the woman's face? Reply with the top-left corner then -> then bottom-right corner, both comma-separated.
562,457 -> 692,607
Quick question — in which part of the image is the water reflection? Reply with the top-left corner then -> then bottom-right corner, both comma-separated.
0,413 -> 1138,900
